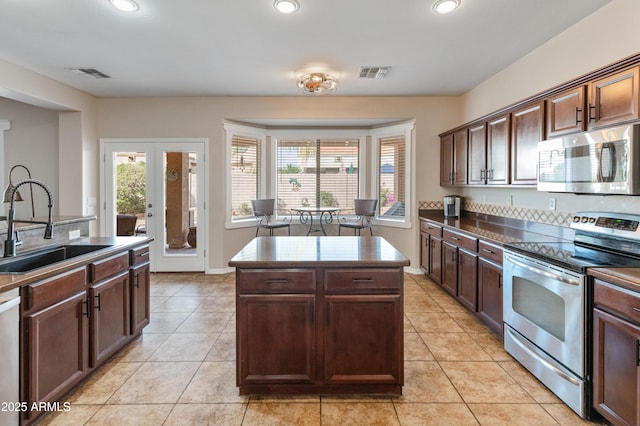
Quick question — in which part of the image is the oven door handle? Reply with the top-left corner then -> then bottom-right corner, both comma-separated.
505,327 -> 581,386
505,254 -> 580,286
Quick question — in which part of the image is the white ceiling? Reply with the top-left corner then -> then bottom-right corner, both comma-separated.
0,0 -> 611,98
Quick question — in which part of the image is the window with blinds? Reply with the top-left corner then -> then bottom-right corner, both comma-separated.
231,134 -> 261,219
276,138 -> 359,213
378,135 -> 406,218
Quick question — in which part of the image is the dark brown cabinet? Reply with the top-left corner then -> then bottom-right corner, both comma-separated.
19,243 -> 151,425
457,248 -> 478,312
593,278 -> 640,426
468,123 -> 487,185
420,220 -> 442,284
20,267 -> 88,424
130,245 -> 151,335
546,86 -> 587,137
589,66 -> 640,129
510,101 -> 544,185
477,240 -> 503,336
235,266 -> 403,395
440,129 -> 468,185
486,114 -> 510,185
441,242 -> 457,297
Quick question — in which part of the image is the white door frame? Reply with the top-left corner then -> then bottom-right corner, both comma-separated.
100,138 -> 208,272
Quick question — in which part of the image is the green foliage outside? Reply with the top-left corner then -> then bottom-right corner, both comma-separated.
320,191 -> 339,207
116,162 -> 146,214
278,164 -> 302,173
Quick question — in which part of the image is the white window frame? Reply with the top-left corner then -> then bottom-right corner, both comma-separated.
371,121 -> 415,229
224,123 -> 267,229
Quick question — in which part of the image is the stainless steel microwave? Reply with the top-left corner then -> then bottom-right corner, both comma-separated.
537,124 -> 640,195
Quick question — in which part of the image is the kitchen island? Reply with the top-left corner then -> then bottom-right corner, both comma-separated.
229,236 -> 410,396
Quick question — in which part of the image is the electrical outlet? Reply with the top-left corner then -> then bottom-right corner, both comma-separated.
549,197 -> 556,211
507,195 -> 513,206
69,229 -> 81,240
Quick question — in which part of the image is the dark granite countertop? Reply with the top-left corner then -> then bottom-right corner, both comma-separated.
229,236 -> 410,268
0,236 -> 153,294
419,210 -> 574,246
588,268 -> 640,293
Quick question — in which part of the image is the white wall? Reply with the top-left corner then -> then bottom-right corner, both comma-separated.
458,0 -> 640,216
0,97 -> 59,218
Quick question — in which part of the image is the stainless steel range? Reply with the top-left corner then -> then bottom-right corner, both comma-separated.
503,212 -> 640,419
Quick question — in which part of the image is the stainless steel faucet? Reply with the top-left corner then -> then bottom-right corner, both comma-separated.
3,179 -> 54,257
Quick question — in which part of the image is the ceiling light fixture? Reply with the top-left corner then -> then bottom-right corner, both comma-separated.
109,0 -> 140,12
273,0 -> 299,14
297,72 -> 337,95
432,0 -> 460,14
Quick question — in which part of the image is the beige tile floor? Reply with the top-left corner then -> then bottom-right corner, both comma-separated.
40,272 -> 601,425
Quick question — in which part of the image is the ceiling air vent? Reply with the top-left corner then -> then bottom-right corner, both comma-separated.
65,67 -> 111,79
358,66 -> 391,79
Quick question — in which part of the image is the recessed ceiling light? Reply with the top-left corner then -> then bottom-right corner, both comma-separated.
109,0 -> 140,12
432,0 -> 460,14
273,0 -> 299,14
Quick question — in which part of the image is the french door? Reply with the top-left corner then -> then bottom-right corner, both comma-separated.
101,139 -> 206,272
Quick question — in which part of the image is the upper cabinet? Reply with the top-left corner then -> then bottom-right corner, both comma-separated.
440,129 -> 468,186
588,65 -> 640,129
486,114 -> 510,185
511,101 -> 544,185
440,54 -> 640,189
546,86 -> 587,137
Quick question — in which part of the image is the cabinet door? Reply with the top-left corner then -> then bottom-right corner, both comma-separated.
440,134 -> 454,185
486,114 -> 510,185
589,66 -> 640,129
237,294 -> 315,384
511,101 -> 544,185
428,235 -> 443,285
130,262 -> 150,335
477,258 -> 503,336
468,123 -> 487,185
453,128 -> 468,185
325,294 -> 402,385
593,307 -> 640,426
457,249 -> 478,312
441,242 -> 457,297
89,271 -> 130,367
547,86 -> 587,137
23,292 -> 88,421
420,233 -> 429,273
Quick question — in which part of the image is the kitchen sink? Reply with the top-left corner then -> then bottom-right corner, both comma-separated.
0,245 -> 112,274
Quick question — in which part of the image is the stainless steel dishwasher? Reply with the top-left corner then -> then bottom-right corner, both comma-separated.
0,288 -> 20,426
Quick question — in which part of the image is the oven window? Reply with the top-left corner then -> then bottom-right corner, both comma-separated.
512,276 -> 565,341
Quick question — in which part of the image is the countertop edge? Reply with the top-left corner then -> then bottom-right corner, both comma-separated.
0,236 -> 154,294
588,267 -> 640,293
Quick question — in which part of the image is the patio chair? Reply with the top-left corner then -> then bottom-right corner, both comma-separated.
338,199 -> 377,236
252,199 -> 291,236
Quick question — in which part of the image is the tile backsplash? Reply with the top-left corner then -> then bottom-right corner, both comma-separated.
418,200 -> 573,227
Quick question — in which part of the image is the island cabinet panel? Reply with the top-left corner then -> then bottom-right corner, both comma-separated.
325,294 -> 402,385
235,262 -> 404,395
592,279 -> 640,426
237,294 -> 316,385
130,261 -> 150,335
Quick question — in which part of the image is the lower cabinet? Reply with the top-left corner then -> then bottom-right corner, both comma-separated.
236,266 -> 404,395
478,258 -> 503,335
593,279 -> 640,426
130,246 -> 151,335
20,244 -> 150,425
457,248 -> 478,312
441,242 -> 458,297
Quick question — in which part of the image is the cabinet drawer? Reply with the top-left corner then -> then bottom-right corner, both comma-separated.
130,245 -> 150,266
22,267 -> 87,312
443,229 -> 477,252
594,279 -> 640,324
420,221 -> 442,238
324,268 -> 402,293
478,241 -> 503,265
90,252 -> 130,283
237,269 -> 316,294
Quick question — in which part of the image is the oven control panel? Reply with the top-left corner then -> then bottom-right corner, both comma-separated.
572,212 -> 640,239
